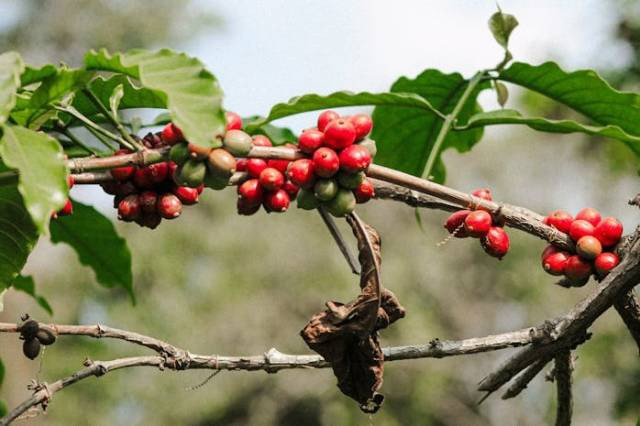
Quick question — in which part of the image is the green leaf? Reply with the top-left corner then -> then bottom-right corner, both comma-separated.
109,83 -> 124,119
0,357 -> 5,386
0,186 -> 39,290
70,75 -> 166,121
85,48 -> 225,148
244,116 -> 296,146
246,91 -> 443,131
371,70 -> 488,181
0,399 -> 6,417
459,109 -> 640,156
50,201 -> 134,301
0,52 -> 24,126
494,81 -> 509,107
488,10 -> 519,49
499,62 -> 640,137
20,64 -> 57,87
0,125 -> 68,234
12,275 -> 53,315
28,68 -> 93,111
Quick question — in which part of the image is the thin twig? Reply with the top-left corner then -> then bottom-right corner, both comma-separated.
554,350 -> 573,426
0,322 -> 549,424
82,89 -> 144,150
500,356 -> 553,400
318,207 -> 360,275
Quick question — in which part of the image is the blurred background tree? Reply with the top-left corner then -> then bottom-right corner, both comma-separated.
1,1 -> 639,425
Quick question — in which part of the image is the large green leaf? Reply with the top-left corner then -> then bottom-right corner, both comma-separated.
371,70 -> 488,181
0,52 -> 24,125
459,109 -> 640,156
499,62 -> 640,137
85,48 -> 225,148
0,126 -> 68,234
0,186 -> 38,290
50,201 -> 134,301
246,91 -> 443,132
27,68 -> 93,111
12,275 -> 53,315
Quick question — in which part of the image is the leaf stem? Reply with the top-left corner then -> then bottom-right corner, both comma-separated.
82,89 -> 144,151
420,70 -> 486,180
54,124 -> 102,156
54,104 -> 134,151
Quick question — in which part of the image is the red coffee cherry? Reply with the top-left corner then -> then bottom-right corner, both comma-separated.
317,110 -> 340,132
471,188 -> 492,201
161,123 -> 184,145
225,111 -> 243,131
118,194 -> 141,222
110,149 -> 135,181
287,159 -> 316,188
564,255 -> 593,283
338,145 -> 372,173
173,186 -> 200,205
348,114 -> 373,141
541,244 -> 559,261
267,159 -> 290,174
354,179 -> 375,204
236,158 -> 248,172
259,167 -> 285,191
298,129 -> 325,153
481,226 -> 510,259
139,191 -> 159,214
246,158 -> 268,178
576,235 -> 602,260
67,175 -> 75,189
57,199 -> 73,216
133,168 -> 154,189
546,210 -> 573,234
542,251 -> 570,276
238,179 -> 263,207
252,135 -> 273,147
575,207 -> 601,227
157,193 -> 183,219
147,162 -> 169,184
324,118 -> 356,150
594,217 -> 623,247
569,219 -> 595,242
594,252 -> 619,277
444,210 -> 471,238
264,189 -> 290,212
464,210 -> 492,237
312,147 -> 340,178
282,180 -> 300,200
237,197 -> 261,216
196,184 -> 205,195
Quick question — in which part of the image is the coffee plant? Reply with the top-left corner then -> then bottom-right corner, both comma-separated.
1,9 -> 640,424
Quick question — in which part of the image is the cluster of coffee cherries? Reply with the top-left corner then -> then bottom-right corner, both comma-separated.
284,110 -> 376,217
443,188 -> 510,259
18,319 -> 56,360
100,131 -> 205,229
51,175 -> 75,219
541,208 -> 623,286
232,124 -> 301,215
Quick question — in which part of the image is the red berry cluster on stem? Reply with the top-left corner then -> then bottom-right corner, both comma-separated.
542,207 -> 623,286
236,135 -> 300,215
443,188 -> 510,259
291,110 -> 376,217
100,131 -> 204,228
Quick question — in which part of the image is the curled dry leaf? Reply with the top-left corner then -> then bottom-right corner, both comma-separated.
300,214 -> 406,413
